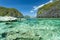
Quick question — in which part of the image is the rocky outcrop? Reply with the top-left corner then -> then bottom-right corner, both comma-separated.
0,7 -> 23,18
0,16 -> 17,21
37,0 -> 60,18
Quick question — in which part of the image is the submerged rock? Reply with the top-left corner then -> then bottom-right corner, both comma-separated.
1,32 -> 7,38
5,22 -> 12,25
8,26 -> 14,28
13,38 -> 20,40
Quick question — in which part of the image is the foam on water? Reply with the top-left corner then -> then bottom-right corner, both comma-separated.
0,18 -> 60,40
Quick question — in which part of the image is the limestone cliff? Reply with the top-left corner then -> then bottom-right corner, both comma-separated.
37,0 -> 60,18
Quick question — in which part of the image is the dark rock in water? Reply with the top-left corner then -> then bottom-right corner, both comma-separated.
5,22 -> 12,25
35,34 -> 39,36
9,20 -> 17,22
13,37 -> 33,40
39,37 -> 42,40
21,32 -> 26,35
1,32 -> 7,38
16,31 -> 19,33
12,20 -> 17,22
13,38 -> 20,40
9,26 -> 14,28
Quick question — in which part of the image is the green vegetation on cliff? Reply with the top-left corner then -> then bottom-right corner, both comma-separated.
37,0 -> 60,18
0,7 -> 23,18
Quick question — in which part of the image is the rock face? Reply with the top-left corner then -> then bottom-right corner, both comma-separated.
37,0 -> 60,18
0,16 -> 17,21
0,7 -> 23,18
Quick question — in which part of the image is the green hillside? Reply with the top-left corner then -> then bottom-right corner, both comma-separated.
37,0 -> 60,18
0,7 -> 23,18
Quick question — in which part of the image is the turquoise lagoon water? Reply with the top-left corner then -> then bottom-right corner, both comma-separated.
0,18 -> 60,40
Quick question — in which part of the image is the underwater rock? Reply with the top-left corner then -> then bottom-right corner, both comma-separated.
39,37 -> 43,40
1,32 -> 7,38
35,34 -> 39,36
13,38 -> 20,40
16,32 -> 19,33
21,32 -> 26,35
13,37 -> 33,40
5,22 -> 12,25
9,26 -> 14,28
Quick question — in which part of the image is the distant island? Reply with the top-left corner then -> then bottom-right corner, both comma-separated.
37,0 -> 60,18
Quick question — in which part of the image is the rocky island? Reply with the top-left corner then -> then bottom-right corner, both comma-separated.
0,7 -> 23,21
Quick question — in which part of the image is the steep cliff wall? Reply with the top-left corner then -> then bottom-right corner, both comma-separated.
37,0 -> 60,18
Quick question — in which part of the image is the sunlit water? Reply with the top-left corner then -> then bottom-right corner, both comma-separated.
0,18 -> 60,40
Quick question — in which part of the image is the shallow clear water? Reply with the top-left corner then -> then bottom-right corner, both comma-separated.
0,18 -> 60,40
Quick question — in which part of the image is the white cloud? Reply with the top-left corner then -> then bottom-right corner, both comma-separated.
30,0 -> 53,13
49,0 -> 53,2
30,4 -> 45,13
33,4 -> 45,10
30,10 -> 34,13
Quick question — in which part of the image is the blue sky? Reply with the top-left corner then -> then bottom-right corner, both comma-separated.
0,0 -> 51,17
